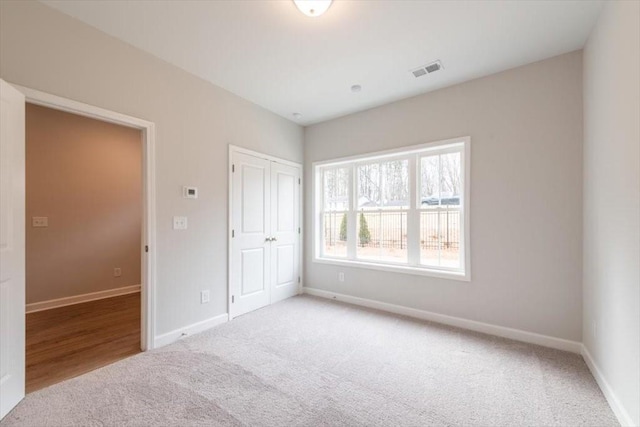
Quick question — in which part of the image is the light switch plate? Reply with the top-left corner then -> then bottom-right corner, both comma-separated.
32,217 -> 48,227
173,216 -> 188,230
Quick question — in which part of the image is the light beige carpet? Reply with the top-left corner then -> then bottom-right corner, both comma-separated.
2,295 -> 618,426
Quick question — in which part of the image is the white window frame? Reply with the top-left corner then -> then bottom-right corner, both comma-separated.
313,136 -> 471,281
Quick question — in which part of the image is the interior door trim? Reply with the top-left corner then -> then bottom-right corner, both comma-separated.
13,83 -> 157,351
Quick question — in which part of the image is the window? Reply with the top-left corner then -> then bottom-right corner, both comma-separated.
314,137 -> 470,280
322,167 -> 349,258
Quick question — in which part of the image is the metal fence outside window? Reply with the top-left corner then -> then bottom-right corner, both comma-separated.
323,210 -> 460,250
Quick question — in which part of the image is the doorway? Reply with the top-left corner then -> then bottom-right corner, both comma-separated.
25,103 -> 143,392
228,146 -> 302,319
0,81 -> 156,416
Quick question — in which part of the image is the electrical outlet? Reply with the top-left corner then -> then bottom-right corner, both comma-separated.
200,290 -> 210,304
173,216 -> 188,230
114,267 -> 122,277
338,272 -> 345,282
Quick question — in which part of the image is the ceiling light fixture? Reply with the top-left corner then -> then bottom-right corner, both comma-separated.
351,84 -> 362,93
293,0 -> 332,17
292,112 -> 303,119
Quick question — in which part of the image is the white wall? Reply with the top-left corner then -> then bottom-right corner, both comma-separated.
305,51 -> 584,342
0,1 -> 303,338
583,1 -> 640,425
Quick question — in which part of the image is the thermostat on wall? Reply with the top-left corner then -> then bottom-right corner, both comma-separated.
183,186 -> 198,199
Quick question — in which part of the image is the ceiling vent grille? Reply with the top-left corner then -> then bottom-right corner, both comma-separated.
411,60 -> 443,78
412,68 -> 427,78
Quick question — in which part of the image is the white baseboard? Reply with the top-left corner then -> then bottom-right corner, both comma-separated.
154,313 -> 229,349
26,284 -> 141,313
303,287 -> 582,354
581,345 -> 636,427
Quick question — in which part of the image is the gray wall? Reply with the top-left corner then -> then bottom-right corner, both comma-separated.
0,1 -> 304,336
304,51 -> 584,342
583,1 -> 640,424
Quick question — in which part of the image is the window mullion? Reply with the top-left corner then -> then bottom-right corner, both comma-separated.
408,155 -> 420,266
437,155 -> 442,266
347,164 -> 357,259
319,169 -> 326,258
459,147 -> 466,273
378,162 -> 383,258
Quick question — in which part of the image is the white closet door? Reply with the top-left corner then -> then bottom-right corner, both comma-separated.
230,152 -> 271,318
0,79 -> 26,420
270,162 -> 300,304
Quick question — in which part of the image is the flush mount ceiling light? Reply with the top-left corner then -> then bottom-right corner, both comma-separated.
293,0 -> 332,17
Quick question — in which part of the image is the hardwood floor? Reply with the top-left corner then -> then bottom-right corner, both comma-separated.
26,292 -> 141,393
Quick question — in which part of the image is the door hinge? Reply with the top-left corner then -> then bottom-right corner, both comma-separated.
298,178 -> 301,184
232,164 -> 235,173
298,276 -> 301,284
232,229 -> 235,238
232,295 -> 235,303
145,245 -> 149,253
298,227 -> 301,234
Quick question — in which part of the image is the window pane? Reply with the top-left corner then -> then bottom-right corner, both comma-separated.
381,160 -> 409,209
420,151 -> 462,268
420,210 -> 439,265
438,209 -> 461,268
357,163 -> 380,209
420,155 -> 440,207
324,167 -> 349,211
323,211 -> 348,257
439,152 -> 461,206
357,211 -> 407,263
420,209 -> 461,268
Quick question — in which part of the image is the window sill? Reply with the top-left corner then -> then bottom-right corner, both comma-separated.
313,257 -> 470,282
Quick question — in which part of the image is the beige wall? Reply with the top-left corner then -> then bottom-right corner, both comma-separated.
304,51 -> 584,342
583,1 -> 640,424
0,1 -> 304,337
26,104 -> 142,304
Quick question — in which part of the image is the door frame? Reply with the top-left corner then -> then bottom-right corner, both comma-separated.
13,84 -> 157,351
228,145 -> 303,320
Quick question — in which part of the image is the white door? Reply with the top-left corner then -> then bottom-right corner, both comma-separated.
270,162 -> 300,304
0,80 -> 26,419
231,152 -> 272,318
230,149 -> 301,319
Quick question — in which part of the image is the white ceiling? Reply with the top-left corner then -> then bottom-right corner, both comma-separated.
42,0 -> 603,125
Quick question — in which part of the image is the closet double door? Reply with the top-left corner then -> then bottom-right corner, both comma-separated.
230,150 -> 301,319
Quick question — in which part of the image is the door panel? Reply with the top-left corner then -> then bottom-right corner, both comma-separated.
276,244 -> 295,287
241,165 -> 266,234
231,152 -> 270,318
276,172 -> 295,232
0,79 -> 25,420
241,248 -> 266,295
270,162 -> 300,303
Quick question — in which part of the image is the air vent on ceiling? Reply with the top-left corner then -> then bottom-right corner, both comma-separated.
412,68 -> 427,78
411,60 -> 443,78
